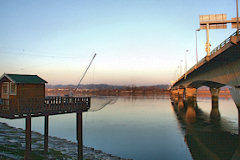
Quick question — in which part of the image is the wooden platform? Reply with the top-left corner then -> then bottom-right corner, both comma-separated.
0,96 -> 90,119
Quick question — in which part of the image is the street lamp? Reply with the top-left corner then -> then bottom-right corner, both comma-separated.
237,0 -> 239,34
185,50 -> 189,73
195,29 -> 201,64
180,60 -> 183,75
177,65 -> 180,77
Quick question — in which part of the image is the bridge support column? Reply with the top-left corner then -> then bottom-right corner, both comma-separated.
193,95 -> 198,108
170,90 -> 174,101
185,88 -> 197,123
171,90 -> 178,102
230,87 -> 240,110
178,89 -> 185,110
229,87 -> 240,133
210,88 -> 221,120
185,88 -> 197,105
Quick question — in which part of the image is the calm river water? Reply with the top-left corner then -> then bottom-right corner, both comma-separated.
0,96 -> 239,160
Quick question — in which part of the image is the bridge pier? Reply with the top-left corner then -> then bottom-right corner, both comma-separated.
229,87 -> 240,132
178,89 -> 185,110
210,88 -> 221,120
171,90 -> 179,102
185,88 -> 197,105
170,89 -> 180,107
170,90 -> 174,101
185,88 -> 197,123
230,87 -> 240,110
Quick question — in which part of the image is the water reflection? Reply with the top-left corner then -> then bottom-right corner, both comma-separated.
171,101 -> 240,160
1,96 -> 238,160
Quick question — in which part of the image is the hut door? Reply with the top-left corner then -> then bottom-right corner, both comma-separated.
2,82 -> 9,103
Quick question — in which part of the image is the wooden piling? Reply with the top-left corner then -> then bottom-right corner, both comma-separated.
24,114 -> 31,159
76,111 -> 83,160
44,114 -> 49,152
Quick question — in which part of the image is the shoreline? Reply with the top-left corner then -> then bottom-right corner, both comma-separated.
0,122 -> 130,160
46,88 -> 232,98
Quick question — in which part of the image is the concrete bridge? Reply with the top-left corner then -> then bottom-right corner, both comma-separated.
170,30 -> 240,120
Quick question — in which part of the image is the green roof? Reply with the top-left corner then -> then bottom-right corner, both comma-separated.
1,74 -> 47,84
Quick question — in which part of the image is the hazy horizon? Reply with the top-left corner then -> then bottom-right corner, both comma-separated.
45,83 -> 170,87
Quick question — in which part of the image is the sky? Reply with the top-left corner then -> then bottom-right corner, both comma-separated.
0,0 -> 238,85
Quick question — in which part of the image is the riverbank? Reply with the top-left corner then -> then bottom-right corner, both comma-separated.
46,86 -> 232,98
0,122 -> 130,160
46,85 -> 169,97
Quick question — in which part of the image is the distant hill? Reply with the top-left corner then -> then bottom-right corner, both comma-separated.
150,85 -> 169,89
46,84 -> 170,90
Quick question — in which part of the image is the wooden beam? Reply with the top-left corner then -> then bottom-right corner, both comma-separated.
24,114 -> 31,160
76,111 -> 83,160
44,114 -> 49,152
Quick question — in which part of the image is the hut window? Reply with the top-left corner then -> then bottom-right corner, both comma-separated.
2,83 -> 8,94
10,83 -> 17,95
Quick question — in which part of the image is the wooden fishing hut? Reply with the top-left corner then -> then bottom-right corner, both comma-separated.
0,73 -> 90,160
0,73 -> 47,111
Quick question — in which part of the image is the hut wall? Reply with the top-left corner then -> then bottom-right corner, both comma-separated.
18,84 -> 45,110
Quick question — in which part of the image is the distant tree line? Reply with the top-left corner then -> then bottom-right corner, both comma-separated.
46,84 -> 170,96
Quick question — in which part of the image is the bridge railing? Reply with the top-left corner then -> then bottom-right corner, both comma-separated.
210,29 -> 239,55
0,96 -> 90,116
188,29 -> 239,72
173,29 -> 240,86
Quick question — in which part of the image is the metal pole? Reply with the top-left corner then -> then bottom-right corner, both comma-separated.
177,66 -> 180,78
195,29 -> 200,64
237,0 -> 239,34
185,50 -> 189,73
180,60 -> 182,75
206,23 -> 210,56
195,31 -> 198,64
74,53 -> 97,94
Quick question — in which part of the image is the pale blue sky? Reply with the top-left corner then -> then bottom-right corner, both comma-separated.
0,0 -> 238,85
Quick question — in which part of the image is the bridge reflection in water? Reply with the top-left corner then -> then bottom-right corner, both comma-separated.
171,98 -> 240,160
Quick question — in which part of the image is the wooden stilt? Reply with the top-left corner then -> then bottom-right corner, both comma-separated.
76,111 -> 83,160
44,114 -> 49,152
24,114 -> 31,159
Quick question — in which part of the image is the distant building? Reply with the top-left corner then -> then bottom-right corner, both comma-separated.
0,73 -> 47,110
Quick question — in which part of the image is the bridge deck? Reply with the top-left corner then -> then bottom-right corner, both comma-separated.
0,96 -> 90,119
172,30 -> 240,88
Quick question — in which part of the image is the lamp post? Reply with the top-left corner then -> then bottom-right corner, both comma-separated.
185,50 -> 189,73
237,0 -> 239,34
195,29 -> 201,64
206,23 -> 211,56
180,60 -> 183,75
177,66 -> 180,77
